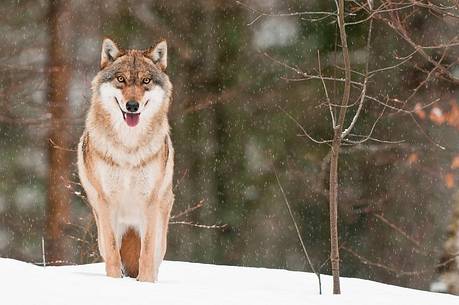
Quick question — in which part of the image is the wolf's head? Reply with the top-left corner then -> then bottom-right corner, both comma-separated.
91,38 -> 172,129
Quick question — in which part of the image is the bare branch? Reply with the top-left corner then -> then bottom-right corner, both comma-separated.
274,168 -> 322,294
373,213 -> 421,248
344,248 -> 459,278
170,199 -> 205,220
263,52 -> 365,87
345,134 -> 405,145
399,48 -> 449,110
334,0 -> 352,131
368,50 -> 416,75
169,221 -> 228,230
372,5 -> 459,84
49,138 -> 77,152
346,2 -> 415,26
278,105 -> 332,144
365,95 -> 439,114
234,1 -> 336,26
343,103 -> 388,145
317,50 -> 335,129
342,246 -> 428,278
173,168 -> 189,191
409,112 -> 446,150
341,18 -> 373,138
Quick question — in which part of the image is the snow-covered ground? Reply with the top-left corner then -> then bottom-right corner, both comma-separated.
1,258 -> 458,305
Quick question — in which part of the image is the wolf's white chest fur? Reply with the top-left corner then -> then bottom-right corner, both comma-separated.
83,115 -> 170,237
95,156 -> 162,238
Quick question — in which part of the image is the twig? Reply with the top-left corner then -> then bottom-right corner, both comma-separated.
365,95 -> 439,114
33,260 -> 76,266
346,3 -> 415,26
170,199 -> 205,220
368,50 -> 415,75
398,47 -> 449,111
61,176 -> 89,205
374,7 -> 459,84
341,18 -> 373,139
317,50 -> 335,129
409,112 -> 446,150
278,105 -> 332,145
343,246 -> 459,278
234,1 -> 336,26
373,213 -> 421,248
49,138 -> 77,152
342,246 -> 422,277
274,168 -> 322,295
173,169 -> 189,191
263,52 -> 365,87
169,221 -> 228,230
343,106 -> 391,145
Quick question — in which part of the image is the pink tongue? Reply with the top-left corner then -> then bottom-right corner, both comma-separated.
125,113 -> 140,127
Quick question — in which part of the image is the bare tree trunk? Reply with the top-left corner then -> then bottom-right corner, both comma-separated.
328,0 -> 352,294
329,138 -> 341,294
45,0 -> 72,263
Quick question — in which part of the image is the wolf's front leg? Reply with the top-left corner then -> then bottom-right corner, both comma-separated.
98,207 -> 122,278
160,200 -> 173,261
138,205 -> 167,282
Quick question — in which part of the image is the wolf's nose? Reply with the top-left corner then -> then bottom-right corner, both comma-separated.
126,100 -> 139,112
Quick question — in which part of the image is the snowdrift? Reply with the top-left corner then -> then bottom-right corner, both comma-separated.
1,258 -> 457,305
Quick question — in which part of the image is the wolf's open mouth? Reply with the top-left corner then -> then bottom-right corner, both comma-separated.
123,112 -> 140,127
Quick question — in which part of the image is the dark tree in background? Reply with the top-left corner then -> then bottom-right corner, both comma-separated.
45,0 -> 72,263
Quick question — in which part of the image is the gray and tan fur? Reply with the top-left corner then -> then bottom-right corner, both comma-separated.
77,38 -> 174,282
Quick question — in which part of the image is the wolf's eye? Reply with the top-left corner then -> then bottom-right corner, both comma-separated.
142,78 -> 151,85
116,76 -> 125,83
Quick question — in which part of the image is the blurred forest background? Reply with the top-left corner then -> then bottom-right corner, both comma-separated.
1,0 -> 459,294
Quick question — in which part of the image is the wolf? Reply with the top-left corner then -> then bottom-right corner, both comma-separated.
77,38 -> 174,282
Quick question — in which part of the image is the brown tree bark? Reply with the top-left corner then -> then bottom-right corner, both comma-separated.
328,0 -> 352,294
329,138 -> 342,294
45,0 -> 72,264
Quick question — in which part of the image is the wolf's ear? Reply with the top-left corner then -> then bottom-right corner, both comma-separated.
145,40 -> 167,70
101,38 -> 120,69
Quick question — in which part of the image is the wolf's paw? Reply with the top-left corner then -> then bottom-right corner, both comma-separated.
106,265 -> 122,278
136,273 -> 157,283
